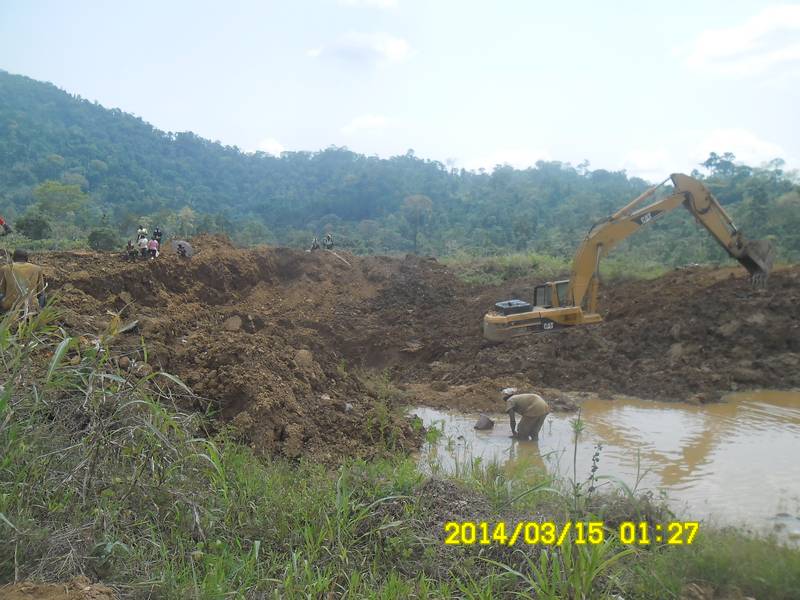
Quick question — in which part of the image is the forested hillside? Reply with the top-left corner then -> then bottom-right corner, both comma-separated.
1,69 -> 798,265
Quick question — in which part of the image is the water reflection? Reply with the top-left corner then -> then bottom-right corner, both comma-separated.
413,391 -> 800,527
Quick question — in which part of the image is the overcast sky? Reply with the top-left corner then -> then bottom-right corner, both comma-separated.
1,0 -> 798,180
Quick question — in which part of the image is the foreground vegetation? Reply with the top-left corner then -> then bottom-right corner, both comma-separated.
1,308 -> 798,598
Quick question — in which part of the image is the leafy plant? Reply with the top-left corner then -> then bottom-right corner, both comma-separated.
87,227 -> 119,251
14,211 -> 52,240
486,538 -> 636,600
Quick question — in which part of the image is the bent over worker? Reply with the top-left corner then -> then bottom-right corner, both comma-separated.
502,387 -> 550,441
0,249 -> 47,313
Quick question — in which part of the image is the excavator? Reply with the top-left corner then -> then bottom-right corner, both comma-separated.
483,173 -> 775,342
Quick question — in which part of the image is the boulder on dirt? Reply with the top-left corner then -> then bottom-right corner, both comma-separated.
716,321 -> 740,338
171,239 -> 194,257
223,315 -> 242,331
135,362 -> 153,377
474,414 -> 494,430
668,342 -> 684,363
294,349 -> 314,369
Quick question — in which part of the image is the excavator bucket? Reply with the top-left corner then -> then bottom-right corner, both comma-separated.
737,238 -> 775,287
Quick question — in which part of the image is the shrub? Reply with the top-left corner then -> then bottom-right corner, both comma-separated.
87,227 -> 119,251
15,211 -> 52,240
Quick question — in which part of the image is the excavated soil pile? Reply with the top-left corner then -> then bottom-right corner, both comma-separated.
365,264 -> 800,404
38,237 -> 419,461
36,238 -> 800,456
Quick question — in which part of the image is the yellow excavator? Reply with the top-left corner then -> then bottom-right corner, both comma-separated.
483,173 -> 775,342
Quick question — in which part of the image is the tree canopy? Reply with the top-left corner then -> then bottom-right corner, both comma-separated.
1,69 -> 798,266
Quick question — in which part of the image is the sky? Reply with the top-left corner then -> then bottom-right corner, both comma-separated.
1,0 -> 799,181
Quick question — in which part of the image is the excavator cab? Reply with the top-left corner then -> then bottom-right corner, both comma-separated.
484,278 -> 590,341
533,280 -> 571,308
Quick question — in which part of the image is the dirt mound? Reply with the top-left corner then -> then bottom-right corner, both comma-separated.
371,264 -> 800,406
0,577 -> 115,599
37,238 -> 421,461
34,238 -> 800,456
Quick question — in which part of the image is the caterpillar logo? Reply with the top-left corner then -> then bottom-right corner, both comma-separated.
637,209 -> 663,225
523,318 -> 561,333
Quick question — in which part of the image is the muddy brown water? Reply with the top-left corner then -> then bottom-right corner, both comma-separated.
413,391 -> 800,532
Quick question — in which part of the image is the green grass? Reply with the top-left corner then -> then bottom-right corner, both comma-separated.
443,251 -> 669,286
0,234 -> 89,253
442,251 -> 570,285
1,304 -> 797,598
621,529 -> 800,600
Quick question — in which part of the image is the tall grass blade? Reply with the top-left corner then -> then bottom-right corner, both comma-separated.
45,336 -> 73,384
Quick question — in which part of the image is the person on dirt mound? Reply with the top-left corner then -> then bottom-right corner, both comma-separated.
153,226 -> 163,245
308,236 -> 320,252
138,235 -> 149,259
322,233 -> 334,250
0,249 -> 47,314
137,225 -> 148,240
0,215 -> 12,235
125,240 -> 138,262
502,387 -> 550,441
147,237 -> 159,260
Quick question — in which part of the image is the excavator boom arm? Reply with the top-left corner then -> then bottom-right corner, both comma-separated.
568,173 -> 774,312
669,173 -> 774,277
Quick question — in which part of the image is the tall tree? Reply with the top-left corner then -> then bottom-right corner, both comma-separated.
33,181 -> 89,215
402,194 -> 433,254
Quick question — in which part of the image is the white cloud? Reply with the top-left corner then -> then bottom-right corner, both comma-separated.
341,114 -> 388,135
462,148 -> 551,172
692,128 -> 785,165
339,0 -> 397,9
684,5 -> 800,76
622,148 -> 674,182
307,32 -> 411,65
256,137 -> 285,155
622,128 -> 787,181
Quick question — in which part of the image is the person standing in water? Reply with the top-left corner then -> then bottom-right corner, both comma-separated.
501,387 -> 550,441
